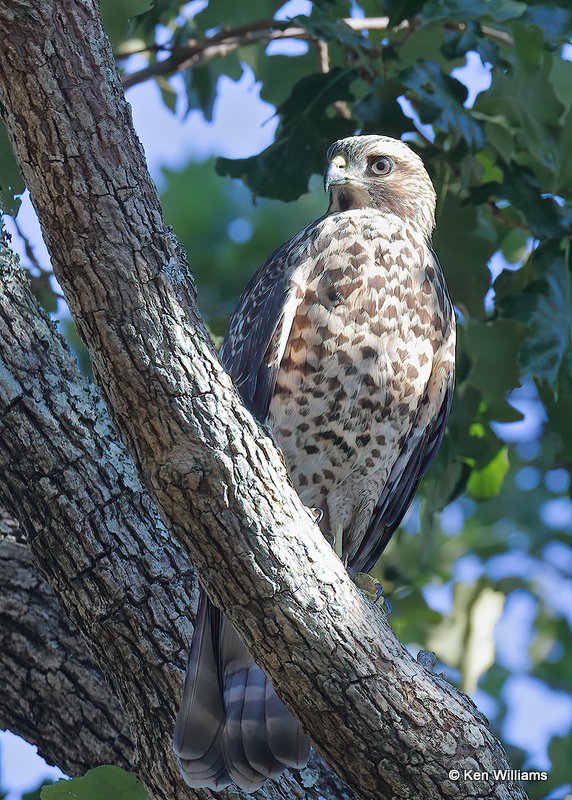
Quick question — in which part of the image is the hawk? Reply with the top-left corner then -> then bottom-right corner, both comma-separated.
173,135 -> 456,792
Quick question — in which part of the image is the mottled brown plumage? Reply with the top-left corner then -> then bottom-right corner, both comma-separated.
174,135 -> 456,793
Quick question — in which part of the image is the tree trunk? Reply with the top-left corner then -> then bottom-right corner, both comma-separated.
0,2 -> 528,799
0,535 -> 134,773
0,226 -> 357,800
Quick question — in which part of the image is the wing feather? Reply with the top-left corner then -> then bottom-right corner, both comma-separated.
220,241 -> 302,422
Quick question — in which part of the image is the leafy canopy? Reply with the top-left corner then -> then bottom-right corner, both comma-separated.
41,767 -> 146,800
65,0 -> 571,508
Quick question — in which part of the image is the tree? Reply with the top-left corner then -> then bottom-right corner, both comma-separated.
0,1 -> 571,799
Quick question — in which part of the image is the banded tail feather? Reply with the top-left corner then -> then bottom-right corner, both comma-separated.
173,589 -> 310,792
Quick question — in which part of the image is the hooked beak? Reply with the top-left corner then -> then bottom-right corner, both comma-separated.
324,163 -> 350,193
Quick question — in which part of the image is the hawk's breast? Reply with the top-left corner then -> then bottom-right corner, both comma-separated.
267,210 -> 450,544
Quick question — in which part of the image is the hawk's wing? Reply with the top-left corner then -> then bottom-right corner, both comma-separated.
349,381 -> 454,575
219,240 -> 302,422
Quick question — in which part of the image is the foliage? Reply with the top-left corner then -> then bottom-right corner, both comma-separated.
1,0 -> 571,796
217,67 -> 356,200
3,0 -> 569,498
0,125 -> 24,215
40,767 -> 146,800
21,781 -> 54,800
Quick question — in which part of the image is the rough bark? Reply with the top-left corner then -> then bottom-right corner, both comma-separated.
0,504 -> 20,539
0,229 -> 198,798
0,230 -> 356,800
0,2 -> 528,799
0,535 -> 134,773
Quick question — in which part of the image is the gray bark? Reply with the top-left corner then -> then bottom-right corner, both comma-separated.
0,230 -> 356,800
0,534 -> 134,773
0,1 -> 528,799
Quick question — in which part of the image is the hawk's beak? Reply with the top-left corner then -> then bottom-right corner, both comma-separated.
324,166 -> 350,193
324,155 -> 350,193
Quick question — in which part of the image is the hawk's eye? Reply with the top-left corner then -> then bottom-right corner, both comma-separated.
370,156 -> 393,176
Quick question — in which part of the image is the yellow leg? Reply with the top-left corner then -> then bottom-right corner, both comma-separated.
333,522 -> 344,561
307,506 -> 324,525
352,572 -> 384,603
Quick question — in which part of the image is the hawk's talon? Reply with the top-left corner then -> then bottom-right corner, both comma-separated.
351,572 -> 387,606
373,583 -> 385,604
307,506 -> 324,525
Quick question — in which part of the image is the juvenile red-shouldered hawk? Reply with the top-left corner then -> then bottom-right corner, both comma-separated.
174,135 -> 456,793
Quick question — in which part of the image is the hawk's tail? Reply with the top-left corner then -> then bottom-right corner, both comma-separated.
173,588 -> 310,793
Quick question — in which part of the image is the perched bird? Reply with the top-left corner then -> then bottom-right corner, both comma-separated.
173,134 -> 456,792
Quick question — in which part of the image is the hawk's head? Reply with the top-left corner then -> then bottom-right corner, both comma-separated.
324,135 -> 436,236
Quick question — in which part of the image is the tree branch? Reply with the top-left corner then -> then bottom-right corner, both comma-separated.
0,2 -> 526,799
0,536 -> 134,773
11,215 -> 47,275
0,227 -> 357,800
120,17 -> 512,91
0,534 -> 347,800
120,18 -> 389,89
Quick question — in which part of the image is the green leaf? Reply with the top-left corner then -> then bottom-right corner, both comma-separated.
420,432 -> 469,513
396,27 -> 464,72
41,766 -> 147,800
513,23 -> 544,69
446,384 -> 507,468
475,34 -> 565,185
467,447 -> 510,500
496,242 -> 571,387
484,120 -> 514,163
183,52 -> 243,120
500,228 -> 530,264
464,318 -> 528,404
549,58 -> 572,115
132,0 -> 183,33
157,77 -> 178,114
194,0 -> 284,31
23,781 -> 54,800
400,61 -> 485,151
30,272 -> 58,314
420,0 -> 526,24
293,15 -> 373,52
0,124 -> 25,215
100,0 -> 153,45
537,358 -> 572,462
183,65 -> 217,120
472,168 -> 569,239
385,0 -> 427,26
241,48 -> 317,108
216,68 -> 356,201
550,107 -> 572,195
356,79 -> 416,139
475,150 -> 504,185
441,22 -> 504,66
60,317 -> 92,377
543,734 -> 572,798
521,5 -> 572,46
433,197 -> 497,317
311,0 -> 353,12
